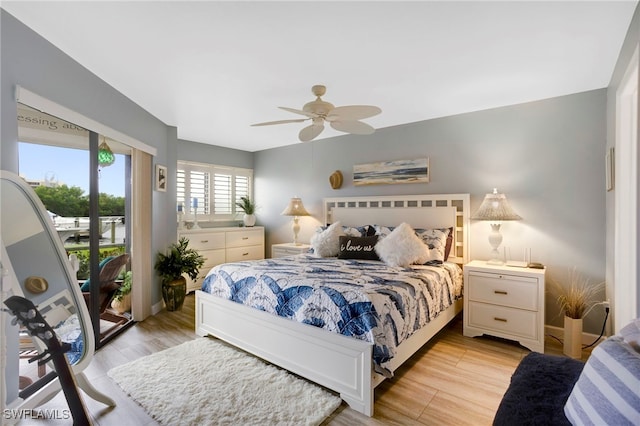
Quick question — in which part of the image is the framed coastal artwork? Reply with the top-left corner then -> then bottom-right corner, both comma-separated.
353,157 -> 429,186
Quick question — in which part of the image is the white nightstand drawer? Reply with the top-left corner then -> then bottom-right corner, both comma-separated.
186,232 -> 226,251
468,302 -> 539,340
226,244 -> 263,262
468,272 -> 539,310
226,229 -> 263,248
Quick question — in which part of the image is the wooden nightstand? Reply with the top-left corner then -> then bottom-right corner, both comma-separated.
463,260 -> 546,352
271,243 -> 311,258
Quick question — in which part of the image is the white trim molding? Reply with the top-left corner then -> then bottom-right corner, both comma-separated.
15,85 -> 157,156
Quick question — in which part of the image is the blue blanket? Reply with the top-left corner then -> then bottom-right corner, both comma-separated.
202,255 -> 462,376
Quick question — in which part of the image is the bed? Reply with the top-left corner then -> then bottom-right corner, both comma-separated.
195,194 -> 470,416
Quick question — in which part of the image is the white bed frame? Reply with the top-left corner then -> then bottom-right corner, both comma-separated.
196,194 -> 470,416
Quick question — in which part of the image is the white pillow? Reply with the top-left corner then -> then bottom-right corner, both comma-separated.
310,221 -> 344,257
375,222 -> 430,267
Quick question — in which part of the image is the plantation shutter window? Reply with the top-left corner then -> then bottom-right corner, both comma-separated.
177,161 -> 253,221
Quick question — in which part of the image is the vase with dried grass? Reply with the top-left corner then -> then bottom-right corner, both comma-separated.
551,267 -> 604,359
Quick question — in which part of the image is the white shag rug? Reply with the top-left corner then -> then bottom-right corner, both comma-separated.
107,338 -> 342,426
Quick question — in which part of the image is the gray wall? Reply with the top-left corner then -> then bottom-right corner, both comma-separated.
0,10 -> 175,307
178,138 -> 253,169
254,89 -> 608,334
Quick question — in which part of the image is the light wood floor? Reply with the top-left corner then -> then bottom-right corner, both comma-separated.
16,294 -> 591,425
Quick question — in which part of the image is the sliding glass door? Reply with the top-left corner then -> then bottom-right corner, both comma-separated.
17,103 -> 132,349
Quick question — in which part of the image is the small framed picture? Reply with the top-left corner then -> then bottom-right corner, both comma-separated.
156,164 -> 167,192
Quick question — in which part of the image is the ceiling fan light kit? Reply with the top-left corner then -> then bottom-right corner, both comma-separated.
251,85 -> 381,142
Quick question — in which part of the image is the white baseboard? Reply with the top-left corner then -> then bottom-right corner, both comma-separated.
151,299 -> 164,315
544,324 -> 605,346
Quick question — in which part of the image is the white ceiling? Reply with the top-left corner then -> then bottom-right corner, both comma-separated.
3,1 -> 637,152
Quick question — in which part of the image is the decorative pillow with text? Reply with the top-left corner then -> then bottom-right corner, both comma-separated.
338,236 -> 379,260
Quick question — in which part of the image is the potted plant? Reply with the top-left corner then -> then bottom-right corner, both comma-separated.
236,196 -> 257,227
551,267 -> 605,359
111,271 -> 132,314
155,237 -> 204,311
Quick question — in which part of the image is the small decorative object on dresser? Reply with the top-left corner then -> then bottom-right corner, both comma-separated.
155,237 -> 205,311
272,242 -> 311,258
463,260 -> 546,352
235,196 -> 257,227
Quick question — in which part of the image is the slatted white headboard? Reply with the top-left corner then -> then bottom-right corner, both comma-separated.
323,194 -> 470,265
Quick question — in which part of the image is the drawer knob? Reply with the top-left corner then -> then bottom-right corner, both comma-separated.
242,237 -> 249,240
494,317 -> 507,322
201,240 -> 209,243
243,252 -> 249,256
494,290 -> 508,295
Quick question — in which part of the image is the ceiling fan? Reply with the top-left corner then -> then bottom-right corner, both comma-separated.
251,85 -> 382,142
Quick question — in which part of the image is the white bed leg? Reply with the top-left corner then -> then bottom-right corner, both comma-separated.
341,387 -> 374,417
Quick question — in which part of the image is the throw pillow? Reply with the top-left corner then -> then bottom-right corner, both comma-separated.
374,225 -> 453,260
564,335 -> 640,425
415,228 -> 450,265
310,221 -> 344,257
80,256 -> 115,291
338,236 -> 379,260
444,227 -> 453,261
374,222 -> 430,267
621,318 -> 640,351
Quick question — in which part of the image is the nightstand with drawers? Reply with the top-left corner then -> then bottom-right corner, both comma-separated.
463,260 -> 546,353
271,243 -> 311,258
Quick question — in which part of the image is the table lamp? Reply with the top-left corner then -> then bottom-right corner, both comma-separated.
281,197 -> 310,245
471,188 -> 522,265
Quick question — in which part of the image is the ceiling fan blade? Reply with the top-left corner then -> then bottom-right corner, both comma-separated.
330,120 -> 376,135
251,118 -> 308,127
278,106 -> 319,119
299,122 -> 325,142
326,105 -> 381,121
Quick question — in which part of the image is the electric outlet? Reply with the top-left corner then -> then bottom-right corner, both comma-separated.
603,300 -> 610,310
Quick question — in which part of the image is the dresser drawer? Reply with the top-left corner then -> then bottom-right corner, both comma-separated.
467,271 -> 539,310
468,301 -> 539,340
226,245 -> 264,262
226,229 -> 263,248
201,249 -> 226,268
185,232 -> 225,251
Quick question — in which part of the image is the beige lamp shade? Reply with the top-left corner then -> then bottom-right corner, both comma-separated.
471,188 -> 522,264
471,188 -> 522,221
281,197 -> 310,217
281,197 -> 310,245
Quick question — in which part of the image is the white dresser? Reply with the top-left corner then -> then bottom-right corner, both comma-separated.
271,243 -> 311,258
178,226 -> 264,292
463,260 -> 546,353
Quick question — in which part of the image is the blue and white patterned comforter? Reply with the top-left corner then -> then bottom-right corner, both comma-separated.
201,254 -> 462,376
